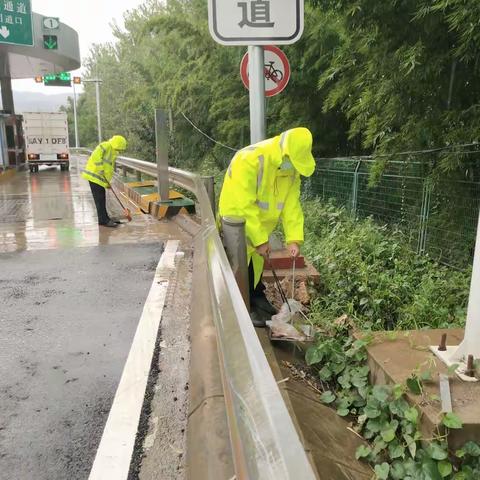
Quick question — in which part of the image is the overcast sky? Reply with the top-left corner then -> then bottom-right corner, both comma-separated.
12,0 -> 146,94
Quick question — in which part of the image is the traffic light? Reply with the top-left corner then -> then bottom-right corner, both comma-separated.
34,76 -> 43,83
73,77 -> 81,85
44,72 -> 71,87
43,35 -> 58,50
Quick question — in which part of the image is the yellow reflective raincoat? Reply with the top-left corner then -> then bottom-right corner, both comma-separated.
218,127 -> 316,287
81,136 -> 127,188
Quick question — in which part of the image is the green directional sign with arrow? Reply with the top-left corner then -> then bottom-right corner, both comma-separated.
0,0 -> 33,46
43,34 -> 58,50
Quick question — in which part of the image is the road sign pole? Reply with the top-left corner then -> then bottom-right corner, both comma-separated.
73,82 -> 79,148
95,81 -> 102,143
248,46 -> 266,143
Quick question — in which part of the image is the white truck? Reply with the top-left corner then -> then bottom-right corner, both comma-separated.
23,112 -> 70,173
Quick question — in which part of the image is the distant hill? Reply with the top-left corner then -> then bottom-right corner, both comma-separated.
12,91 -> 71,113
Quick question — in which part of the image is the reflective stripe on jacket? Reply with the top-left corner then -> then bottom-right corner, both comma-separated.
81,141 -> 117,188
218,134 -> 305,287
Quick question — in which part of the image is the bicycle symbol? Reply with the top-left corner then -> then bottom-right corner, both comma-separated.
264,61 -> 283,83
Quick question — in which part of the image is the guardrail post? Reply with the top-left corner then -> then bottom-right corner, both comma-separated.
136,171 -> 142,182
201,175 -> 216,217
122,166 -> 128,178
221,216 -> 250,312
155,109 -> 170,201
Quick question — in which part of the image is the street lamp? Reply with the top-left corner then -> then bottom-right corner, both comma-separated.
72,76 -> 81,148
83,78 -> 103,144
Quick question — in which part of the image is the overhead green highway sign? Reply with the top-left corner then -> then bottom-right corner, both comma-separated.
44,72 -> 71,87
0,0 -> 33,46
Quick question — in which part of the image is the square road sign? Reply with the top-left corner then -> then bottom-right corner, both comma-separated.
208,0 -> 304,46
0,0 -> 33,47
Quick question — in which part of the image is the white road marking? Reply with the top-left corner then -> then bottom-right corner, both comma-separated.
88,240 -> 180,480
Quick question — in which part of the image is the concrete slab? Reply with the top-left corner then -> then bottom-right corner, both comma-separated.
364,329 -> 480,449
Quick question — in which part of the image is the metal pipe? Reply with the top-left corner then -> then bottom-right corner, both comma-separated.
73,82 -> 79,148
95,81 -> 102,143
201,175 -> 216,217
221,216 -> 250,312
155,109 -> 170,202
248,46 -> 266,143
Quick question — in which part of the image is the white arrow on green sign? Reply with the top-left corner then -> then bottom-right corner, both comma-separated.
0,0 -> 33,47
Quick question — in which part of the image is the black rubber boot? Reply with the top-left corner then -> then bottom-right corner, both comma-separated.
99,220 -> 118,228
250,310 -> 267,328
251,294 -> 277,315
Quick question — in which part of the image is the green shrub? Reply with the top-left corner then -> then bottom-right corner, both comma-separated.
302,199 -> 470,330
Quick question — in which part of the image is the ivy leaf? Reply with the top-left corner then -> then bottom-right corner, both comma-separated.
381,428 -> 396,443
442,412 -> 463,429
438,461 -> 452,477
427,442 -> 448,461
406,376 -> 422,395
365,403 -> 382,418
388,440 -> 405,459
392,384 -> 405,400
355,444 -> 372,460
404,434 -> 417,458
404,407 -> 419,424
320,390 -> 336,404
372,385 -> 390,402
421,457 -> 442,480
390,461 -> 406,480
337,407 -> 350,417
420,370 -> 433,382
447,363 -> 460,375
319,365 -> 333,381
461,441 -> 480,457
374,462 -> 390,480
305,346 -> 323,366
366,418 -> 383,433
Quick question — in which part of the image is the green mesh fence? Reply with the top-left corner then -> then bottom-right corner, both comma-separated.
304,156 -> 480,269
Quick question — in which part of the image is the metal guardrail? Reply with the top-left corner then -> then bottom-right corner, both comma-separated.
73,149 -> 317,480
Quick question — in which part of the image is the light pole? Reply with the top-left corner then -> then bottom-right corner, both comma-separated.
72,80 -> 80,148
83,78 -> 103,143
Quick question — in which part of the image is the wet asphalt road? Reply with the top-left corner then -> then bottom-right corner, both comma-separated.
0,243 -> 163,480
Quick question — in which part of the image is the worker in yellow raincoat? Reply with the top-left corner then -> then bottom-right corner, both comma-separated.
218,127 -> 316,326
81,135 -> 127,228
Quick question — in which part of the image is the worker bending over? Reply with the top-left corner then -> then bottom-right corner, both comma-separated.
219,127 -> 316,326
82,135 -> 128,228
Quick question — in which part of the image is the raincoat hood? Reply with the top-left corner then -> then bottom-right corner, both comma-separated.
280,127 -> 315,177
109,135 -> 127,152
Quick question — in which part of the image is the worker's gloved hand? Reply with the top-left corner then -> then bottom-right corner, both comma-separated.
287,242 -> 300,258
256,242 -> 271,259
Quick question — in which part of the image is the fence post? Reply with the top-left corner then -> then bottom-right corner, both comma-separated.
417,181 -> 432,255
221,216 -> 250,312
351,160 -> 362,217
122,166 -> 128,178
201,175 -> 216,217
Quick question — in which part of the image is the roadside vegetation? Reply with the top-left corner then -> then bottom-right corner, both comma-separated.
302,201 -> 476,479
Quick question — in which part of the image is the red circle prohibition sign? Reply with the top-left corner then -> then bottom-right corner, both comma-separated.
240,45 -> 291,98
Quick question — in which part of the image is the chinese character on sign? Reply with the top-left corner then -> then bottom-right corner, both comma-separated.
3,1 -> 13,12
15,16 -> 21,24
16,1 -> 26,14
238,0 -> 275,28
5,14 -> 13,24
